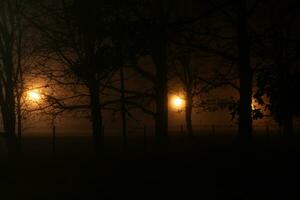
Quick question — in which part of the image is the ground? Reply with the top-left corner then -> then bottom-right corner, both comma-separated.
0,135 -> 299,199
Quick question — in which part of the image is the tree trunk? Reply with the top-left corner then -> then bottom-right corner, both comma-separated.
185,93 -> 193,137
0,0 -> 23,158
2,97 -> 19,157
281,115 -> 294,138
155,77 -> 168,141
16,100 -> 22,150
120,65 -> 127,151
276,30 -> 295,140
89,84 -> 103,154
237,0 -> 253,143
16,96 -> 22,140
153,26 -> 168,143
280,76 -> 294,140
279,78 -> 295,140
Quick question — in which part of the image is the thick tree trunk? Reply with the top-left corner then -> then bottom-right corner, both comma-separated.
237,0 -> 253,143
185,93 -> 193,137
16,101 -> 22,151
16,97 -> 22,140
155,78 -> 168,145
153,27 -> 168,143
89,84 -> 103,154
280,77 -> 294,140
276,32 -> 295,140
0,0 -> 23,158
279,80 -> 295,140
155,78 -> 168,141
2,96 -> 19,157
120,66 -> 127,151
281,115 -> 294,138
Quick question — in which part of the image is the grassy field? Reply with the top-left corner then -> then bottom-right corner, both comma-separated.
0,134 -> 299,199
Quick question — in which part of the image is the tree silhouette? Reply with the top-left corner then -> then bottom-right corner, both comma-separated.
178,0 -> 264,143
0,0 -> 31,156
235,0 -> 253,142
30,0 -> 120,153
125,0 -> 170,142
169,47 -> 212,137
119,0 -> 210,143
254,0 -> 300,139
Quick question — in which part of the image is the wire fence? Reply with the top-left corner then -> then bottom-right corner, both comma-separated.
18,123 -> 298,138
12,124 -> 298,156
100,124 -> 285,137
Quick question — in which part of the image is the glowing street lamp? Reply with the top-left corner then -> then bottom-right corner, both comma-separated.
171,95 -> 185,112
27,90 -> 41,101
26,87 -> 56,154
170,95 -> 185,136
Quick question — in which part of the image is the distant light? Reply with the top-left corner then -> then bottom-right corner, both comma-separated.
251,99 -> 257,110
171,95 -> 184,111
27,90 -> 41,102
174,97 -> 183,107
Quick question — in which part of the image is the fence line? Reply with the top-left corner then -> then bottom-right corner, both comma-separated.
98,124 -> 287,137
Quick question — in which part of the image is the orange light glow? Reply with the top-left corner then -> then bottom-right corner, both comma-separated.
171,95 -> 185,111
251,99 -> 257,110
27,90 -> 41,102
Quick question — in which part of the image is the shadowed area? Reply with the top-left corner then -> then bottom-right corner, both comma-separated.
1,135 -> 300,200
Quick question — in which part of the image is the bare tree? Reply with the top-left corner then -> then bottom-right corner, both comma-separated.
254,0 -> 300,139
28,0 -> 123,153
175,0 -> 264,143
169,48 -> 213,137
0,0 -> 31,155
120,0 -> 211,143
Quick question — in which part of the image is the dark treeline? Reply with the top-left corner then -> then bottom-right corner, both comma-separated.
0,0 -> 300,156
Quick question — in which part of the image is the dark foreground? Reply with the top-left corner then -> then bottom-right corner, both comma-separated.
1,135 -> 300,200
